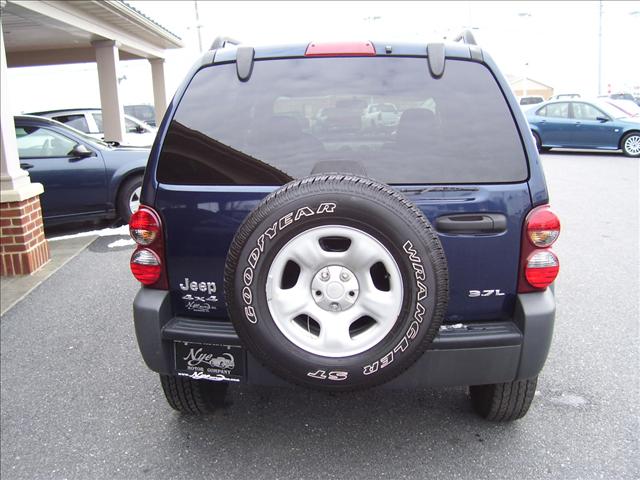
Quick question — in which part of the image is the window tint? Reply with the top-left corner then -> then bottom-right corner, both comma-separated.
53,114 -> 89,132
540,103 -> 569,118
572,103 -> 607,121
158,57 -> 527,185
15,127 -> 77,158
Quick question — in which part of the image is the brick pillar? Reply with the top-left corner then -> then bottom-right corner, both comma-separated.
0,195 -> 49,276
1,18 -> 50,276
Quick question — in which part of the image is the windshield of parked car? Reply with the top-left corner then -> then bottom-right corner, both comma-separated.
158,57 -> 528,185
603,100 -> 640,118
48,118 -> 111,149
591,101 -> 630,119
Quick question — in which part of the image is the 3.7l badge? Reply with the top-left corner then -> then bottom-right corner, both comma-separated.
468,289 -> 505,297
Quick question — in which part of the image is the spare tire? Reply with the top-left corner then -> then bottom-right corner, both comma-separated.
224,175 -> 448,390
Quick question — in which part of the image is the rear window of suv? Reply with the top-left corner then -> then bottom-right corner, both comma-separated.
157,57 -> 527,185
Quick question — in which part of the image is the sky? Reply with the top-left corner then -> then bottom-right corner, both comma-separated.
6,0 -> 640,114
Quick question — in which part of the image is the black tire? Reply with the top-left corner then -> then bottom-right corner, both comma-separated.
159,374 -> 228,414
117,174 -> 143,223
621,132 -> 640,157
224,174 -> 449,391
532,132 -> 550,153
469,376 -> 538,421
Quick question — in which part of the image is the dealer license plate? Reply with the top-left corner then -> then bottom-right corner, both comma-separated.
174,341 -> 245,383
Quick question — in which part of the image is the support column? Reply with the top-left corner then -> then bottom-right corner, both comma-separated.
0,20 -> 49,276
149,58 -> 167,126
93,40 -> 125,143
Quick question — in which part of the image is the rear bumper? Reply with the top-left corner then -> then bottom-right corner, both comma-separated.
133,288 -> 555,387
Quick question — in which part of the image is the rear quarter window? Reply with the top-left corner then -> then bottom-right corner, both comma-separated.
157,57 -> 527,185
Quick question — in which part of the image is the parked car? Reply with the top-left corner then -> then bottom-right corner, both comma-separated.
361,103 -> 401,130
609,92 -> 636,103
28,108 -> 157,147
14,115 -> 149,224
601,93 -> 640,107
130,35 -> 560,421
519,96 -> 544,105
526,99 -> 640,156
125,104 -> 157,127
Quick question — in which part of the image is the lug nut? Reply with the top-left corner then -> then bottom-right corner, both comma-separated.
340,271 -> 350,281
320,270 -> 330,281
330,302 -> 340,311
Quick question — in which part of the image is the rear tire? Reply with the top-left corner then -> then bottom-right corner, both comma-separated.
532,132 -> 550,153
160,374 -> 228,414
469,376 -> 537,421
117,175 -> 143,223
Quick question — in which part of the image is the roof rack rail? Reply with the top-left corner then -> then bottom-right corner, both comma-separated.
210,36 -> 241,50
453,29 -> 477,46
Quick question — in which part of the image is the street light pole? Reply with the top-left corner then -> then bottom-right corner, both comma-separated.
518,12 -> 532,99
194,0 -> 203,54
598,0 -> 603,95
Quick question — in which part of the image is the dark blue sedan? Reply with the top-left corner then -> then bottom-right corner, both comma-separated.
14,115 -> 150,224
526,99 -> 640,157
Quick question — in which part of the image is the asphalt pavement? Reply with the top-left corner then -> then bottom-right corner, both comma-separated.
1,151 -> 638,480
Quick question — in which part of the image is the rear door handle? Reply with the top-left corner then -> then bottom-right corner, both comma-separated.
20,163 -> 34,170
436,213 -> 507,234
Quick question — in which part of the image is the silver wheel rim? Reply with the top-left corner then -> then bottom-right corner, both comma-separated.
624,135 -> 640,155
129,186 -> 141,213
266,225 -> 403,358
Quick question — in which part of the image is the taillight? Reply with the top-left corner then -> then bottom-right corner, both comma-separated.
527,207 -> 560,247
525,251 -> 560,289
129,208 -> 160,245
129,205 -> 167,289
518,205 -> 561,292
130,249 -> 162,285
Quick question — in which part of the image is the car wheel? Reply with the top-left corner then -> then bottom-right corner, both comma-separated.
621,132 -> 640,157
160,374 -> 228,414
224,174 -> 449,391
117,175 -> 143,223
469,376 -> 537,421
532,132 -> 550,153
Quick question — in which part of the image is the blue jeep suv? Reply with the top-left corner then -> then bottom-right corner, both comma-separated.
130,33 -> 561,421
